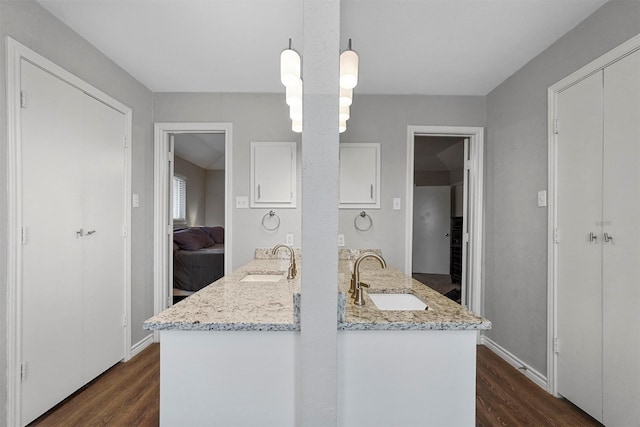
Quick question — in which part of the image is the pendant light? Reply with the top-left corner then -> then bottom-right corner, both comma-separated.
339,87 -> 353,107
286,79 -> 303,107
280,39 -> 301,87
339,39 -> 359,90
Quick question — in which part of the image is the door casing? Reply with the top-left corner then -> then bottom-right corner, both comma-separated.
153,123 -> 233,326
6,37 -> 132,427
405,126 -> 484,316
547,33 -> 640,397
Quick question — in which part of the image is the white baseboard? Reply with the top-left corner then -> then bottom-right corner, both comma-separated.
130,333 -> 154,358
480,335 -> 548,391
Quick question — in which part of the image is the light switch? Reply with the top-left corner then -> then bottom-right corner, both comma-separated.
236,196 -> 249,209
393,198 -> 401,210
132,194 -> 140,208
338,234 -> 345,247
537,190 -> 547,207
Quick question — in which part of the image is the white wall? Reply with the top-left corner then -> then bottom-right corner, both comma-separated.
0,2 -> 155,420
174,155 -> 207,226
205,170 -> 225,226
484,0 -> 640,376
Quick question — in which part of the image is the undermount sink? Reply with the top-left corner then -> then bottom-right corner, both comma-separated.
240,273 -> 285,282
368,293 -> 428,311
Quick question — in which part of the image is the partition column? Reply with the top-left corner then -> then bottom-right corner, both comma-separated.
301,0 -> 340,425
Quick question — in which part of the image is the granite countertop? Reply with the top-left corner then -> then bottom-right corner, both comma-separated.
144,258 -> 301,331
337,258 -> 491,331
144,248 -> 490,332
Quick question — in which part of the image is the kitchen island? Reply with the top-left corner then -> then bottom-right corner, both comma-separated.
144,249 -> 490,426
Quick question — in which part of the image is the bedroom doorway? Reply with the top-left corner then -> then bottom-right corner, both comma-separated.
405,126 -> 484,314
154,123 -> 233,314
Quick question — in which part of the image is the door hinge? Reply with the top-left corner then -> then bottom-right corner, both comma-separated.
123,136 -> 128,148
21,227 -> 27,244
167,225 -> 173,235
167,296 -> 172,307
463,232 -> 470,243
553,337 -> 560,354
20,90 -> 27,109
123,226 -> 127,237
554,228 -> 559,244
123,315 -> 128,327
553,119 -> 559,135
20,362 -> 27,381
168,151 -> 175,162
464,160 -> 472,170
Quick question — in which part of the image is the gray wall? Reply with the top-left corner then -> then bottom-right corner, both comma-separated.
484,0 -> 640,375
339,95 -> 485,269
153,93 -> 302,269
205,170 -> 226,226
0,1 -> 155,419
174,156 -> 207,226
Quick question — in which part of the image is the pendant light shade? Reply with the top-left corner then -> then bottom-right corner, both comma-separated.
339,105 -> 350,122
339,119 -> 347,133
286,79 -> 303,107
339,87 -> 353,107
290,105 -> 303,121
292,120 -> 302,133
339,40 -> 359,89
280,46 -> 301,87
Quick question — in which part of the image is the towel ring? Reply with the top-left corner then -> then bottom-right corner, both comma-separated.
354,211 -> 373,232
262,210 -> 281,231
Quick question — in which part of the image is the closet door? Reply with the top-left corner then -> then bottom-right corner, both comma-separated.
556,70 -> 604,423
602,48 -> 640,426
81,94 -> 126,381
20,60 -> 86,426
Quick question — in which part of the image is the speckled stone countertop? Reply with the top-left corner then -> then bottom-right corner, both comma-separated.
144,258 -> 301,331
144,249 -> 490,332
338,258 -> 491,331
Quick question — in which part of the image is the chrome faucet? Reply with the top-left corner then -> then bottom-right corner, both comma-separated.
351,252 -> 387,306
272,244 -> 297,279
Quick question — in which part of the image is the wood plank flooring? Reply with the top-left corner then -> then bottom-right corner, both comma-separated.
30,343 -> 601,426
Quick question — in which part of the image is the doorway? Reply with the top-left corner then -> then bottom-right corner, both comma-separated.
405,126 -> 484,314
154,123 -> 233,315
412,136 -> 465,303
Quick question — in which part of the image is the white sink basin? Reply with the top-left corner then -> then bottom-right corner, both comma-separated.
368,293 -> 428,311
240,273 -> 285,282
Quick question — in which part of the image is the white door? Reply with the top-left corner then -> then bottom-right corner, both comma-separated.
81,94 -> 126,380
21,59 -> 86,426
602,48 -> 640,426
20,59 -> 126,426
556,70 -> 604,423
412,186 -> 451,274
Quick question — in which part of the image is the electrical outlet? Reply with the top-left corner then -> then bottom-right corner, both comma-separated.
338,234 -> 345,247
537,190 -> 547,207
286,234 -> 294,246
236,196 -> 249,209
393,198 -> 401,210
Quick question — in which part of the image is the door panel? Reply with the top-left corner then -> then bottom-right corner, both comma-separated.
412,186 -> 451,274
602,49 -> 640,426
20,60 -> 86,426
81,94 -> 126,381
556,70 -> 604,423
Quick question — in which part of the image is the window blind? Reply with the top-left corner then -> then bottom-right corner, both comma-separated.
173,175 -> 187,222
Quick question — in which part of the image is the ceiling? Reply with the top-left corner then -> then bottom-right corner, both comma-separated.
37,0 -> 607,96
174,133 -> 226,170
414,136 -> 464,172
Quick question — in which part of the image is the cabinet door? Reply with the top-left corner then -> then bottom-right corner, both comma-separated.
251,142 -> 296,208
556,70 -> 604,423
602,48 -> 640,427
339,143 -> 380,208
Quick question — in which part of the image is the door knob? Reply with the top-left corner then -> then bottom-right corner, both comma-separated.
86,230 -> 96,235
604,232 -> 613,242
76,229 -> 84,238
589,232 -> 597,242
445,233 -> 450,237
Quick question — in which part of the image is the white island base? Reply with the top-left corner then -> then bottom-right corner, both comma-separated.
159,329 -> 477,427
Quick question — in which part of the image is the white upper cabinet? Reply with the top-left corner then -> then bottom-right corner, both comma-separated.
339,143 -> 380,209
251,141 -> 297,208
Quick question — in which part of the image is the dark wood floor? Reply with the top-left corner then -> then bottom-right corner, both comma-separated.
31,343 -> 601,426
